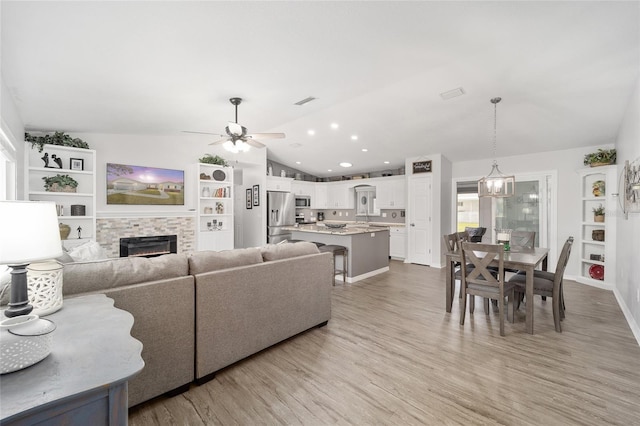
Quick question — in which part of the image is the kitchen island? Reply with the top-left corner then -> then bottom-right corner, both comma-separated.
284,224 -> 389,283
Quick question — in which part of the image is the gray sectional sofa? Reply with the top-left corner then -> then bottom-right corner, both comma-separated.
59,242 -> 333,407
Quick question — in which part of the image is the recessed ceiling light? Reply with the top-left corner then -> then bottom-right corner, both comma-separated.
295,161 -> 301,165
339,162 -> 352,168
384,161 -> 390,164
330,123 -> 339,129
307,130 -> 315,136
328,169 -> 333,172
351,135 -> 358,140
361,148 -> 368,152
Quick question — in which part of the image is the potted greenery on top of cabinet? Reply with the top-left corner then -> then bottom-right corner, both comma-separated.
25,132 -> 90,152
584,149 -> 616,167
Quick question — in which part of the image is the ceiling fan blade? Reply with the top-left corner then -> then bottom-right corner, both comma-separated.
182,130 -> 225,137
208,137 -> 231,146
246,132 -> 285,140
244,139 -> 266,148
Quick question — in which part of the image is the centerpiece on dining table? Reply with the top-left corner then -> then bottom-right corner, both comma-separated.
496,229 -> 512,251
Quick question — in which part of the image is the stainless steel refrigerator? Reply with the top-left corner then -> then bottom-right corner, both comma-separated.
267,191 -> 295,244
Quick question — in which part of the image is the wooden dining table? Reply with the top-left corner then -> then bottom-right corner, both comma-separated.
445,246 -> 549,334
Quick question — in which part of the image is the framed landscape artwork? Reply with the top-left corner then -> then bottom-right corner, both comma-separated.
106,163 -> 185,205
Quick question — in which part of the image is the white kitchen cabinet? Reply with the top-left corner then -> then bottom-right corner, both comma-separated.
389,226 -> 406,259
196,164 -> 234,251
266,176 -> 293,192
291,181 -> 314,197
376,176 -> 406,209
326,182 -> 355,209
26,143 -> 97,249
313,183 -> 328,209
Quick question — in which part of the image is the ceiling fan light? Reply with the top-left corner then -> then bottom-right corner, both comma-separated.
223,140 -> 238,153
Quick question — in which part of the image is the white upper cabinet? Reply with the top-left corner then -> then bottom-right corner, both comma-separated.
373,176 -> 406,209
266,176 -> 293,192
326,182 -> 355,209
290,181 -> 314,197
313,183 -> 328,209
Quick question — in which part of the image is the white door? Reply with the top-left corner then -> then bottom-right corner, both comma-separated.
408,175 -> 432,265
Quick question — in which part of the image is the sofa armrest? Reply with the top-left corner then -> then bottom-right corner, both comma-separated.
68,275 -> 195,407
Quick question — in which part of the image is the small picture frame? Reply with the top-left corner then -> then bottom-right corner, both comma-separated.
253,184 -> 260,207
246,188 -> 252,209
70,158 -> 84,171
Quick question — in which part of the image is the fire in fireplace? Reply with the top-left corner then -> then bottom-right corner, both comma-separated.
120,235 -> 177,258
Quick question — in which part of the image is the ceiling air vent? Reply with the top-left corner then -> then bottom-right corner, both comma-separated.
294,96 -> 317,106
440,87 -> 465,100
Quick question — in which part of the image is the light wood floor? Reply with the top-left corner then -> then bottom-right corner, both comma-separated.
129,261 -> 640,425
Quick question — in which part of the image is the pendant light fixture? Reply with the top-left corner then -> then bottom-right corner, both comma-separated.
478,97 -> 515,197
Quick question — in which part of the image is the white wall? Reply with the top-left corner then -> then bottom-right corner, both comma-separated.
614,76 -> 640,341
71,132 -> 267,248
73,132 -> 212,215
452,144 -> 615,277
1,75 -> 25,199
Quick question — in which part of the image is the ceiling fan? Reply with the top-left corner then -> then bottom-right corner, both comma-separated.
184,97 -> 285,153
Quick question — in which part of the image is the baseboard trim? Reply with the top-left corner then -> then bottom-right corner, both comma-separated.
568,274 -> 614,290
337,266 -> 389,284
613,287 -> 640,347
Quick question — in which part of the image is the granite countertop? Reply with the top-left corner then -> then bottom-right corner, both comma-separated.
284,223 -> 390,235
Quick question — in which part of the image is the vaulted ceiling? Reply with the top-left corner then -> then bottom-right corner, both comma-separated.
2,1 -> 638,176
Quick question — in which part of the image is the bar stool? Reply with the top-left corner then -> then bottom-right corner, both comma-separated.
319,244 -> 348,285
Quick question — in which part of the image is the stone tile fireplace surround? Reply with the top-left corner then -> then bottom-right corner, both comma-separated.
96,215 -> 195,258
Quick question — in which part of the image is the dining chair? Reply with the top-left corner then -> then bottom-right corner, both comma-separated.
460,242 -> 515,336
443,233 -> 465,302
464,227 -> 486,243
510,230 -> 536,249
508,236 -> 574,332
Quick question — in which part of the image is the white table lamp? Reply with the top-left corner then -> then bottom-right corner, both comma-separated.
0,201 -> 63,317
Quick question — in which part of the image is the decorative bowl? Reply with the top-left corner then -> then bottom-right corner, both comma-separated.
324,223 -> 347,229
0,315 -> 56,374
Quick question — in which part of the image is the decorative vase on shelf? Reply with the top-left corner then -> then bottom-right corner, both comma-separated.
202,187 -> 210,198
59,223 -> 71,240
592,180 -> 605,197
594,214 -> 605,223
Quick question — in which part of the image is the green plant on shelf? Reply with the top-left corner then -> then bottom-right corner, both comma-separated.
583,148 -> 616,166
42,174 -> 79,191
592,204 -> 605,216
199,154 -> 228,166
26,132 -> 90,152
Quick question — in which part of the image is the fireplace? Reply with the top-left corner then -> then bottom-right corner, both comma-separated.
120,235 -> 177,258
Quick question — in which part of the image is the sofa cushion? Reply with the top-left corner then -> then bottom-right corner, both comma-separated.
63,253 -> 189,296
261,241 -> 320,261
188,247 -> 263,275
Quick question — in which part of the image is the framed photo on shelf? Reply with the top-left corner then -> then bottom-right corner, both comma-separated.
70,158 -> 84,171
253,184 -> 260,206
246,188 -> 252,209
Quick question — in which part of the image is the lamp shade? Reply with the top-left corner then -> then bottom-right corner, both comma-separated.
0,201 -> 63,265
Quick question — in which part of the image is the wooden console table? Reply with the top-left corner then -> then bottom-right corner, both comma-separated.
1,294 -> 144,425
